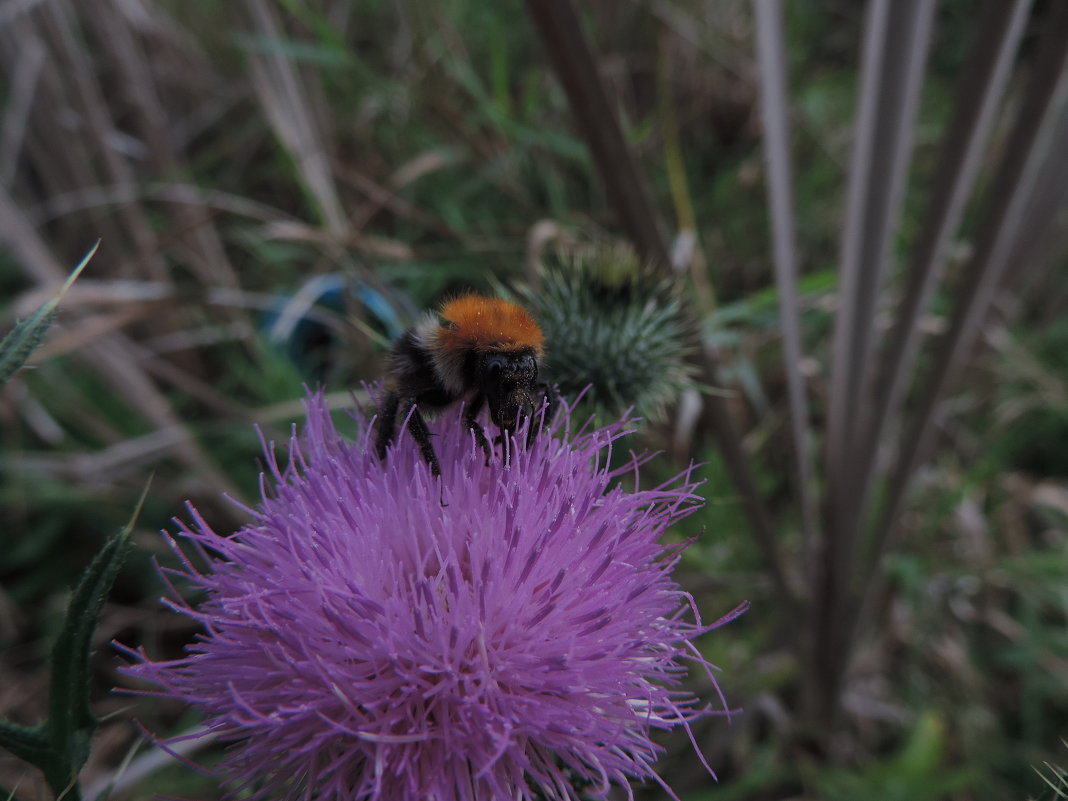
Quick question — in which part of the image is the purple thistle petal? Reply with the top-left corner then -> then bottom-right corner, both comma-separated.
119,392 -> 743,801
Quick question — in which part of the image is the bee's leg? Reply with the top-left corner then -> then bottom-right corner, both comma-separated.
463,393 -> 492,465
526,382 -> 556,448
375,391 -> 401,461
402,399 -> 442,477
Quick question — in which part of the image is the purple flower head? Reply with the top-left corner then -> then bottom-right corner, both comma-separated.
119,392 -> 746,801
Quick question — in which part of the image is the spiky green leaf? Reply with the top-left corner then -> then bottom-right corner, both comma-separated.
48,489 -> 142,745
38,478 -> 147,797
0,240 -> 98,385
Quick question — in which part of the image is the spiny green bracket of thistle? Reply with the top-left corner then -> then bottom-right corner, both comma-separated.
1033,751 -> 1068,801
0,241 -> 98,385
519,239 -> 695,424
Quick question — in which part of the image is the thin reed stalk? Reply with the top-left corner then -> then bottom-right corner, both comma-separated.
752,0 -> 816,577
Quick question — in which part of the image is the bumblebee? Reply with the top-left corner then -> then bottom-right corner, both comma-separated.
374,294 -> 555,475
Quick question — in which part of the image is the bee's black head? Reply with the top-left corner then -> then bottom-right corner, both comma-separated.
480,349 -> 538,431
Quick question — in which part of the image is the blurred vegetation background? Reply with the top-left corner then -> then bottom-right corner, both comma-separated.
1,0 -> 1067,799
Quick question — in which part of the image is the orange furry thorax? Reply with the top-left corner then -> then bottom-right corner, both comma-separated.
438,295 -> 544,354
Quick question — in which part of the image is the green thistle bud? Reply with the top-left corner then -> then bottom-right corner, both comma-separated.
519,239 -> 695,423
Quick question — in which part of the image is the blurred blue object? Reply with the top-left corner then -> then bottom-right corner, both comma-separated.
260,275 -> 409,376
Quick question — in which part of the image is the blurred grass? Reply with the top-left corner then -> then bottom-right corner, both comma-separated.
1,1 -> 1066,799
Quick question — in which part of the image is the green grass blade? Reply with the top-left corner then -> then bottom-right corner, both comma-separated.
0,240 -> 98,384
242,0 -> 345,232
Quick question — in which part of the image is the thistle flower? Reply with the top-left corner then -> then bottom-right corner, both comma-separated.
119,393 -> 745,801
519,239 -> 695,422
